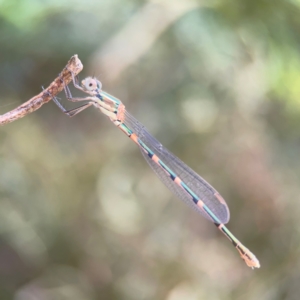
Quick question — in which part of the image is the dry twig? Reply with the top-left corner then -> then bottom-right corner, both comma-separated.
0,55 -> 83,126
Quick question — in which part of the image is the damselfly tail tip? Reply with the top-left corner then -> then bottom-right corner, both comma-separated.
237,245 -> 260,269
245,253 -> 260,269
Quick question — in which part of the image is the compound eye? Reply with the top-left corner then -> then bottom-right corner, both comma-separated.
82,77 -> 99,91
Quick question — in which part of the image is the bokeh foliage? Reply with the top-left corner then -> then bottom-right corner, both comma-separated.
1,0 -> 300,299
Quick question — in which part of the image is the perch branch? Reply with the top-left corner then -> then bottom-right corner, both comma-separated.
0,54 -> 83,125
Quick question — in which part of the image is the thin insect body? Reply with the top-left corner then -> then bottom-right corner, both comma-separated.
53,73 -> 260,269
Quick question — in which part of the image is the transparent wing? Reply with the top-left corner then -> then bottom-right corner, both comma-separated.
124,112 -> 230,224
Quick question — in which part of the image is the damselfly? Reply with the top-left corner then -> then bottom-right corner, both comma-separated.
53,72 -> 260,269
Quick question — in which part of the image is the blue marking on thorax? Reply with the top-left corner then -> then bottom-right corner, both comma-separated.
101,91 -> 122,105
96,92 -> 103,101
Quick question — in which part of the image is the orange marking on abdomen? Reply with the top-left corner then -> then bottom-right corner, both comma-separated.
152,154 -> 159,163
130,133 -> 139,144
197,200 -> 204,209
214,192 -> 226,205
174,177 -> 182,185
117,104 -> 126,122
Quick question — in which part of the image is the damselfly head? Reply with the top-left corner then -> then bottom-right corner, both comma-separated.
81,77 -> 102,92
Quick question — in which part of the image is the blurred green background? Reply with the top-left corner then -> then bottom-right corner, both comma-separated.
1,0 -> 300,299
